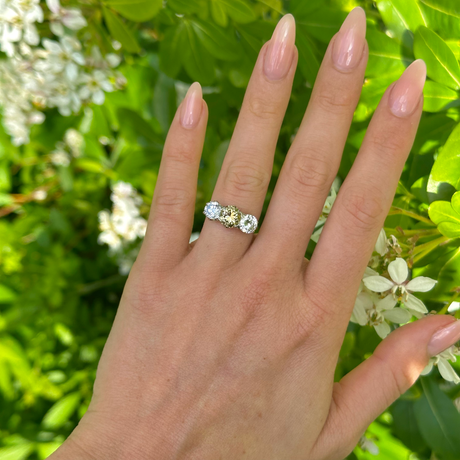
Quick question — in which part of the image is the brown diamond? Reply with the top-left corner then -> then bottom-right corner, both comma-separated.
219,205 -> 242,228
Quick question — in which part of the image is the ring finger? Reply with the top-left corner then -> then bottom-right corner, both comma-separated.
195,14 -> 298,259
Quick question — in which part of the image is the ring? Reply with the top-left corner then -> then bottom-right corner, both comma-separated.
203,201 -> 258,234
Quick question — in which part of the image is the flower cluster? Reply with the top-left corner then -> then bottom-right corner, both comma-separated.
98,182 -> 147,273
317,181 -> 459,384
50,128 -> 84,166
0,0 -> 124,145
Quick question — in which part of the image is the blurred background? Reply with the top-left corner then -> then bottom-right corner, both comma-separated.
1,0 -> 460,458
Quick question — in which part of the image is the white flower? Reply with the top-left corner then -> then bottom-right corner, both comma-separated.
351,291 -> 412,338
422,346 -> 460,384
64,128 -> 84,156
359,435 -> 379,455
38,36 -> 85,80
98,182 -> 147,256
374,228 -> 388,256
50,149 -> 70,166
79,70 -> 113,105
32,189 -> 47,201
46,0 -> 86,36
311,183 -> 338,243
363,258 -> 437,315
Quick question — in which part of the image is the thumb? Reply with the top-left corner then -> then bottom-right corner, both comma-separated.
311,315 -> 460,460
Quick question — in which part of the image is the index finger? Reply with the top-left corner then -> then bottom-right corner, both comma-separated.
305,60 -> 426,330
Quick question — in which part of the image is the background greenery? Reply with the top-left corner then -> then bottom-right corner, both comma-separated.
1,0 -> 460,458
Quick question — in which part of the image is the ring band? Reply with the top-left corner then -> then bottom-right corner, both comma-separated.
203,201 -> 258,234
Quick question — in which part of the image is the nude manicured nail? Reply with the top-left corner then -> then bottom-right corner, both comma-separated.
180,82 -> 203,129
263,14 -> 296,81
428,320 -> 460,356
332,7 -> 366,71
389,59 -> 426,117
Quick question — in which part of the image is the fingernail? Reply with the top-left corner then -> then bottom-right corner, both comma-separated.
332,7 -> 366,71
389,60 -> 426,118
428,320 -> 460,356
263,14 -> 296,81
180,82 -> 203,129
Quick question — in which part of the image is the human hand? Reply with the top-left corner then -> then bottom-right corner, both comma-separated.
49,7 -> 460,460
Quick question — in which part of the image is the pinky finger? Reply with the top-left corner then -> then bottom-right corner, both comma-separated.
139,83 -> 208,268
310,316 -> 460,460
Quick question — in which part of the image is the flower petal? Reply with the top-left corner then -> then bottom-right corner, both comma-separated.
421,361 -> 434,376
351,304 -> 368,326
403,293 -> 428,314
383,307 -> 412,324
405,276 -> 437,293
437,358 -> 460,384
363,266 -> 379,278
374,322 -> 391,339
376,294 -> 397,311
388,258 -> 408,285
374,228 -> 388,256
363,276 -> 394,292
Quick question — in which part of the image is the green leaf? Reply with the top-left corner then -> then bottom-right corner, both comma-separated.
0,284 -> 16,303
103,0 -> 162,22
181,22 -> 216,84
429,192 -> 460,237
414,26 -> 460,90
210,0 -> 228,27
42,392 -> 81,429
219,0 -> 256,23
191,19 -> 241,61
167,0 -> 203,14
159,24 -> 187,79
428,122 -> 460,201
414,378 -> 460,457
419,0 -> 460,40
375,0 -> 427,47
296,28 -> 320,85
298,7 -> 346,44
289,0 -> 322,17
446,39 -> 460,60
366,28 -> 410,78
0,444 -> 35,460
423,80 -> 460,112
103,7 -> 140,53
391,400 -> 427,453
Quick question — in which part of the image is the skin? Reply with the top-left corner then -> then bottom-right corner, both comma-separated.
49,9 -> 456,460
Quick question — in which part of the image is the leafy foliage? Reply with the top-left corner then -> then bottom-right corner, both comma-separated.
0,0 -> 460,459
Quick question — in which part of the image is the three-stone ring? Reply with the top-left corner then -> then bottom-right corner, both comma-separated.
203,201 -> 258,234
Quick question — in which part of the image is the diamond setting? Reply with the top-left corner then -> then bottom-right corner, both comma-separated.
239,214 -> 258,234
203,201 -> 221,220
219,205 -> 242,228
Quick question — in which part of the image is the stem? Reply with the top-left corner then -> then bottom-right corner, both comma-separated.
412,236 -> 450,256
388,207 -> 433,225
384,227 -> 440,237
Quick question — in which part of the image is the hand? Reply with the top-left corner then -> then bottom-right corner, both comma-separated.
49,7 -> 460,460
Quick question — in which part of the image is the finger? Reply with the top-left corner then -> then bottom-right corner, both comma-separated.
139,83 -> 208,267
310,316 -> 460,460
196,14 -> 298,258
305,60 -> 426,326
253,7 -> 367,267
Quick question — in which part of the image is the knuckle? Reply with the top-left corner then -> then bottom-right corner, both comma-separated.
246,93 -> 278,121
340,186 -> 383,233
315,87 -> 355,114
368,133 -> 404,158
154,186 -> 194,215
224,160 -> 270,197
288,153 -> 331,199
166,144 -> 196,165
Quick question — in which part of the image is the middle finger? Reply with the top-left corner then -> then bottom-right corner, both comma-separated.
254,8 -> 367,268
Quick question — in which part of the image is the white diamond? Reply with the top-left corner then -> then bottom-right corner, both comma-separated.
239,214 -> 258,234
204,201 -> 221,220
